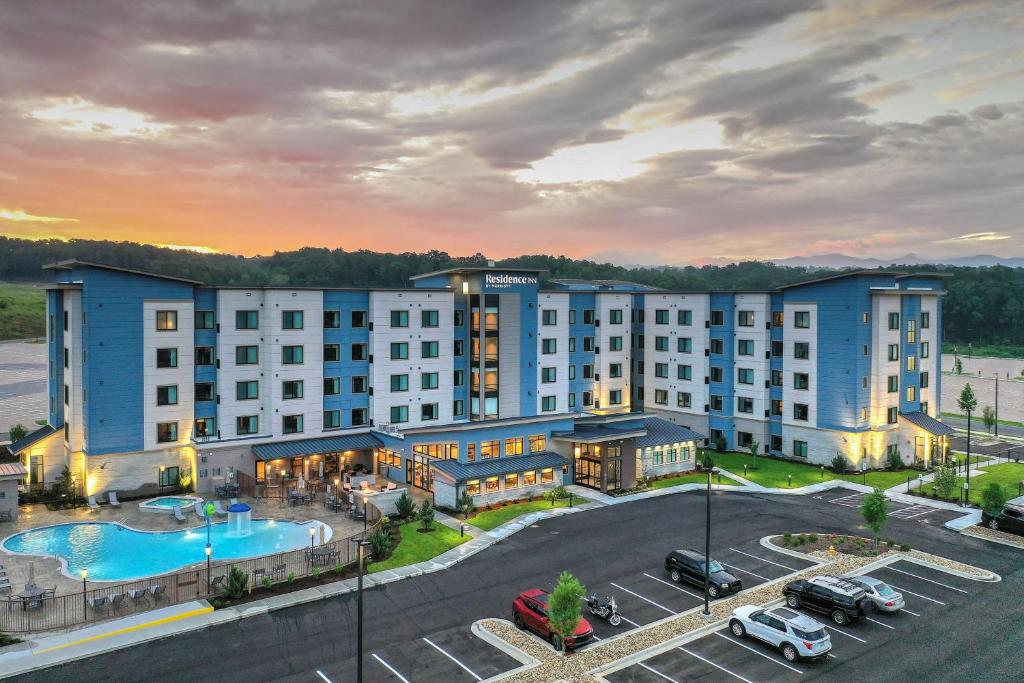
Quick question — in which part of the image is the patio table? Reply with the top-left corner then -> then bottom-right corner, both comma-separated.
17,586 -> 45,610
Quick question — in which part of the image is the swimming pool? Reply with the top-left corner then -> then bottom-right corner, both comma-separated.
139,495 -> 203,513
2,520 -> 331,581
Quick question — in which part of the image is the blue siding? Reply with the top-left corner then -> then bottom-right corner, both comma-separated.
453,297 -> 469,419
631,293 -> 645,409
568,293 -> 596,411
934,295 -> 942,414
519,290 -> 539,416
900,295 -> 922,413
768,293 -> 784,445
323,290 -> 371,428
709,293 -> 734,448
47,289 -> 65,428
193,287 -> 218,428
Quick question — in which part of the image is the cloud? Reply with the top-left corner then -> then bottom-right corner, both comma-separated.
0,209 -> 79,223
935,232 -> 1013,243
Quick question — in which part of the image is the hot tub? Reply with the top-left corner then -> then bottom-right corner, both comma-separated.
139,495 -> 203,514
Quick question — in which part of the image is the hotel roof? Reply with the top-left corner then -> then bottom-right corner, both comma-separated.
409,266 -> 547,281
44,260 -> 204,285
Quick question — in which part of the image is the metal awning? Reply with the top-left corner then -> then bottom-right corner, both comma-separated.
550,424 -> 646,443
6,424 -> 57,455
431,452 -> 569,482
251,433 -> 382,460
900,411 -> 955,437
635,417 -> 705,448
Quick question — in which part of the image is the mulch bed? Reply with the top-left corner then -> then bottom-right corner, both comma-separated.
775,533 -> 910,557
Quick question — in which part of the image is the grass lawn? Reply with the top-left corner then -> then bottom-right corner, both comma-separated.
912,462 -> 1024,505
466,497 -> 583,531
942,412 -> 1024,429
941,342 -> 1024,360
650,471 -> 739,489
0,282 -> 46,341
707,451 -> 917,490
368,521 -> 468,572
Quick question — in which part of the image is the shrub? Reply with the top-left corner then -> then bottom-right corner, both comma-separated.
287,572 -> 295,584
782,532 -> 792,545
899,544 -> 910,552
379,515 -> 391,529
418,498 -> 435,531
368,526 -> 391,560
224,565 -> 249,599
933,464 -> 958,500
831,453 -> 849,473
548,571 -> 586,651
394,491 -> 416,520
701,451 -> 715,470
550,485 -> 569,499
457,491 -> 475,517
261,576 -> 272,590
808,533 -> 818,543
312,567 -> 320,579
981,481 -> 1008,518
885,448 -> 904,470
714,435 -> 727,452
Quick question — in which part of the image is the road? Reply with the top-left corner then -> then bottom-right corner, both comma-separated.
22,489 -> 1024,683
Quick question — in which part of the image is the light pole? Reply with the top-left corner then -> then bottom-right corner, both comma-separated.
994,374 -> 999,440
703,466 -> 713,617
81,569 -> 88,618
205,544 -> 212,594
352,538 -> 371,683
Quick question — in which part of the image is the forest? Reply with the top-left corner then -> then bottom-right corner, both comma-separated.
1,235 -> 1021,346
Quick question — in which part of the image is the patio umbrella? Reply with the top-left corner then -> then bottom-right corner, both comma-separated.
298,474 -> 305,490
27,562 -> 35,587
319,460 -> 324,478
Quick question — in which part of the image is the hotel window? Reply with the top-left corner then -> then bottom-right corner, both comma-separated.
655,309 -> 669,324
771,399 -> 783,416
351,408 -> 368,426
710,310 -> 724,326
390,310 -> 408,327
236,310 -> 259,329
907,355 -> 916,371
772,311 -> 784,327
481,440 -> 499,458
505,437 -> 524,455
678,364 -> 692,381
156,422 -> 178,443
454,339 -> 465,356
351,310 -> 368,327
390,342 -> 408,360
156,348 -> 178,368
794,342 -> 810,360
921,341 -> 930,359
421,403 -> 439,420
907,320 -> 916,343
323,310 -> 341,328
454,369 -> 465,386
421,309 -> 439,328
236,380 -> 258,400
237,415 -> 258,435
793,403 -> 809,421
421,341 -> 439,358
771,340 -> 783,357
324,344 -> 341,362
236,345 -> 258,365
710,366 -> 723,382
678,337 -> 692,353
887,406 -> 898,424
861,407 -> 869,422
793,372 -> 809,390
610,363 -> 622,378
324,377 -> 341,395
569,392 -> 576,408
710,338 -> 724,354
195,382 -> 214,401
421,372 -> 439,390
568,337 -> 576,352
282,414 -> 303,433
389,405 -> 408,423
541,468 -> 554,484
921,401 -> 929,415
196,346 -> 214,366
655,362 -> 668,378
541,367 -> 556,383
156,310 -> 178,331
678,309 -> 692,325
771,369 -> 783,386
793,440 -> 808,458
352,375 -> 367,393
610,336 -> 623,351
282,311 -> 303,329
583,336 -> 594,352
609,309 -> 623,324
541,395 -> 557,412
710,394 -> 723,411
609,390 -> 622,405
453,399 -> 465,417
906,386 -> 916,402
738,310 -> 755,327
485,476 -> 500,493
542,338 -> 557,354
351,343 -> 368,361
583,309 -> 595,324
794,311 -> 810,328
523,470 -> 537,486
195,417 -> 215,437
156,385 -> 178,406
542,309 -> 557,326
921,311 -> 930,329
888,344 -> 899,361
195,310 -> 214,330
921,371 -> 929,389
737,397 -> 753,414
736,432 -> 752,448
770,435 -> 783,451
583,391 -> 593,406
466,480 -> 481,496
529,434 -> 546,452
737,368 -> 753,385
655,336 -> 668,351
862,312 -> 870,324
390,374 -> 409,392
324,410 -> 341,429
677,392 -> 691,408
568,309 -> 576,324
888,375 -> 899,393
654,389 -> 668,405
888,312 -> 900,330
737,339 -> 754,356
465,442 -> 476,462
282,380 -> 303,400
282,345 -> 304,364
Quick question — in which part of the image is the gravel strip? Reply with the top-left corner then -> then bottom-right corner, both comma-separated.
961,524 -> 1024,550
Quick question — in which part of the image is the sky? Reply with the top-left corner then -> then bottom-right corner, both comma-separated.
0,0 -> 1022,265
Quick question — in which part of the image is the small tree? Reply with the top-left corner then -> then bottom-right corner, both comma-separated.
368,526 -> 392,560
700,451 -> 715,470
417,498 -> 435,531
714,434 -> 727,452
861,489 -> 889,551
394,491 -> 415,520
981,482 -> 1007,518
548,571 -> 586,651
8,423 -> 28,442
748,439 -> 759,469
959,384 -> 978,492
831,452 -> 849,473
982,406 -> 996,434
224,565 -> 249,599
954,357 -> 963,375
457,490 -> 475,518
933,464 -> 958,500
885,447 -> 903,470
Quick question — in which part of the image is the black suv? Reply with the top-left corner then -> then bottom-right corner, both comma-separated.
665,549 -> 742,598
982,505 -> 1024,536
783,576 -> 870,625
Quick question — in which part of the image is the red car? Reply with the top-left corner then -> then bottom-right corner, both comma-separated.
512,588 -> 594,650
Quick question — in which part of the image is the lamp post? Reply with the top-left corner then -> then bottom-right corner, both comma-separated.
352,538 -> 371,683
994,373 -> 999,440
81,569 -> 88,618
703,467 -> 713,617
205,544 -> 212,594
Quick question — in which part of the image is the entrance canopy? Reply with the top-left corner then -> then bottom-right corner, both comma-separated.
251,432 -> 382,460
900,411 -> 955,437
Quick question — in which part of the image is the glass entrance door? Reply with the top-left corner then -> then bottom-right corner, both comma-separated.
574,456 -> 602,490
411,453 -> 433,492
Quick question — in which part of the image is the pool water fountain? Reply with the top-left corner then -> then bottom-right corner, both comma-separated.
226,502 -> 252,538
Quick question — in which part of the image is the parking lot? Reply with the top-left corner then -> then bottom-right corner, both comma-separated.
602,558 -> 988,682
814,490 -> 964,525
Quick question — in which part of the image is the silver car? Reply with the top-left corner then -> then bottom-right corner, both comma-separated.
729,605 -> 832,662
845,575 -> 905,613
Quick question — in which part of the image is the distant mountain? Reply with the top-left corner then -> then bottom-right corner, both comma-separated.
771,253 -> 1024,269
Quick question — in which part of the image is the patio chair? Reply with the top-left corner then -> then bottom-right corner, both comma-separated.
149,584 -> 166,601
87,495 -> 100,510
108,491 -> 121,508
87,595 -> 107,610
174,506 -> 187,522
43,586 -> 56,599
386,482 -> 397,491
253,568 -> 265,584
210,574 -> 225,592
359,480 -> 371,491
214,501 -> 228,516
128,588 -> 147,603
109,593 -> 125,610
272,563 -> 287,579
194,501 -> 207,520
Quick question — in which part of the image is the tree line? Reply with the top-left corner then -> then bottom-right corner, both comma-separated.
1,235 -> 1021,346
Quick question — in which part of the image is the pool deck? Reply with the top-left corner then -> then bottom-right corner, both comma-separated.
1,494 -> 368,596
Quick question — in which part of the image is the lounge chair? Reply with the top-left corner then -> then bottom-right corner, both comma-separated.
109,593 -> 125,610
128,588 -> 147,603
108,491 -> 121,507
174,506 -> 186,522
214,501 -> 228,516
87,595 -> 107,610
149,584 -> 166,601
210,574 -> 225,592
194,501 -> 206,520
87,495 -> 100,510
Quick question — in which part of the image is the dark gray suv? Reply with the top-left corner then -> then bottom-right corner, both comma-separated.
665,549 -> 742,598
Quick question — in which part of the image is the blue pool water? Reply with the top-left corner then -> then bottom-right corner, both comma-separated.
2,520 -> 322,581
144,497 -> 198,509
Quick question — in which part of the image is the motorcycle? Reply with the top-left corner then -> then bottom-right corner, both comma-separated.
586,593 -> 622,626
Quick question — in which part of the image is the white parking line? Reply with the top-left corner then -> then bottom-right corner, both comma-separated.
678,646 -> 756,683
864,616 -> 896,630
720,562 -> 770,582
714,631 -> 804,674
372,654 -> 411,683
884,566 -> 969,593
728,547 -> 798,571
883,582 -> 946,605
610,582 -> 677,615
315,671 -> 332,683
422,637 -> 482,681
643,572 -> 704,599
829,494 -> 865,508
639,662 -> 680,682
890,505 -> 935,519
824,624 -> 867,643
902,607 -> 922,617
826,653 -> 837,659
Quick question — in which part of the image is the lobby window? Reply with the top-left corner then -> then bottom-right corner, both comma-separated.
156,310 -> 178,331
921,311 -> 930,329
236,380 -> 258,400
454,369 -> 464,386
793,372 -> 809,390
323,410 -> 341,429
421,310 -> 439,328
453,399 -> 465,417
236,310 -> 259,329
794,342 -> 810,360
390,310 -> 408,328
352,375 -> 367,393
710,366 -> 723,382
678,337 -> 692,353
390,374 -> 409,392
609,309 -> 623,324
888,375 -> 899,393
421,403 -> 439,421
237,415 -> 258,435
541,395 -> 557,412
195,310 -> 214,330
156,385 -> 178,406
921,371 -> 929,389
283,380 -> 304,400
678,309 -> 692,326
466,479 -> 481,496
542,338 -> 557,354
390,342 -> 408,360
352,343 -> 368,361
541,468 -> 554,484
156,348 -> 178,368
351,310 -> 368,327
324,344 -> 341,362
542,309 -> 557,326
583,336 -> 595,352
737,397 -> 753,414
887,406 -> 898,424
793,440 -> 808,458
196,346 -> 214,366
888,344 -> 899,361
485,477 -> 500,493
236,345 -> 258,365
282,311 -> 303,330
505,437 -> 524,455
793,403 -> 809,421
610,336 -> 623,351
454,340 -> 464,356
481,440 -> 499,458
677,392 -> 691,408
195,417 -> 215,437
710,338 -> 724,354
771,399 -> 783,416
710,310 -> 724,326
523,470 -> 537,486
710,395 -> 723,411
888,312 -> 899,330
737,368 -> 753,385
541,367 -> 556,383
351,408 -> 368,426
655,309 -> 669,325
324,310 -> 341,328
772,311 -> 784,327
195,382 -> 215,401
421,341 -> 439,358
609,363 -> 622,378
583,309 -> 595,324
906,355 -> 916,371
282,345 -> 304,364
421,372 -> 439,390
907,320 -> 916,343
324,377 -> 341,395
654,389 -> 668,405
655,362 -> 668,378
737,339 -> 754,356
921,341 -> 930,359
794,311 -> 810,328
771,340 -> 783,357
906,386 -> 916,402
738,310 -> 755,327
529,434 -> 546,452
156,422 -> 178,443
282,414 -> 303,433
609,390 -> 622,405
389,405 -> 408,424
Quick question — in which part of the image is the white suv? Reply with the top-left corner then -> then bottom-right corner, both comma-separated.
729,605 -> 832,662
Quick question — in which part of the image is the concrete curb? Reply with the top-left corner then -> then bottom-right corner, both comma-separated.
960,526 -> 1024,551
470,620 -> 542,682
